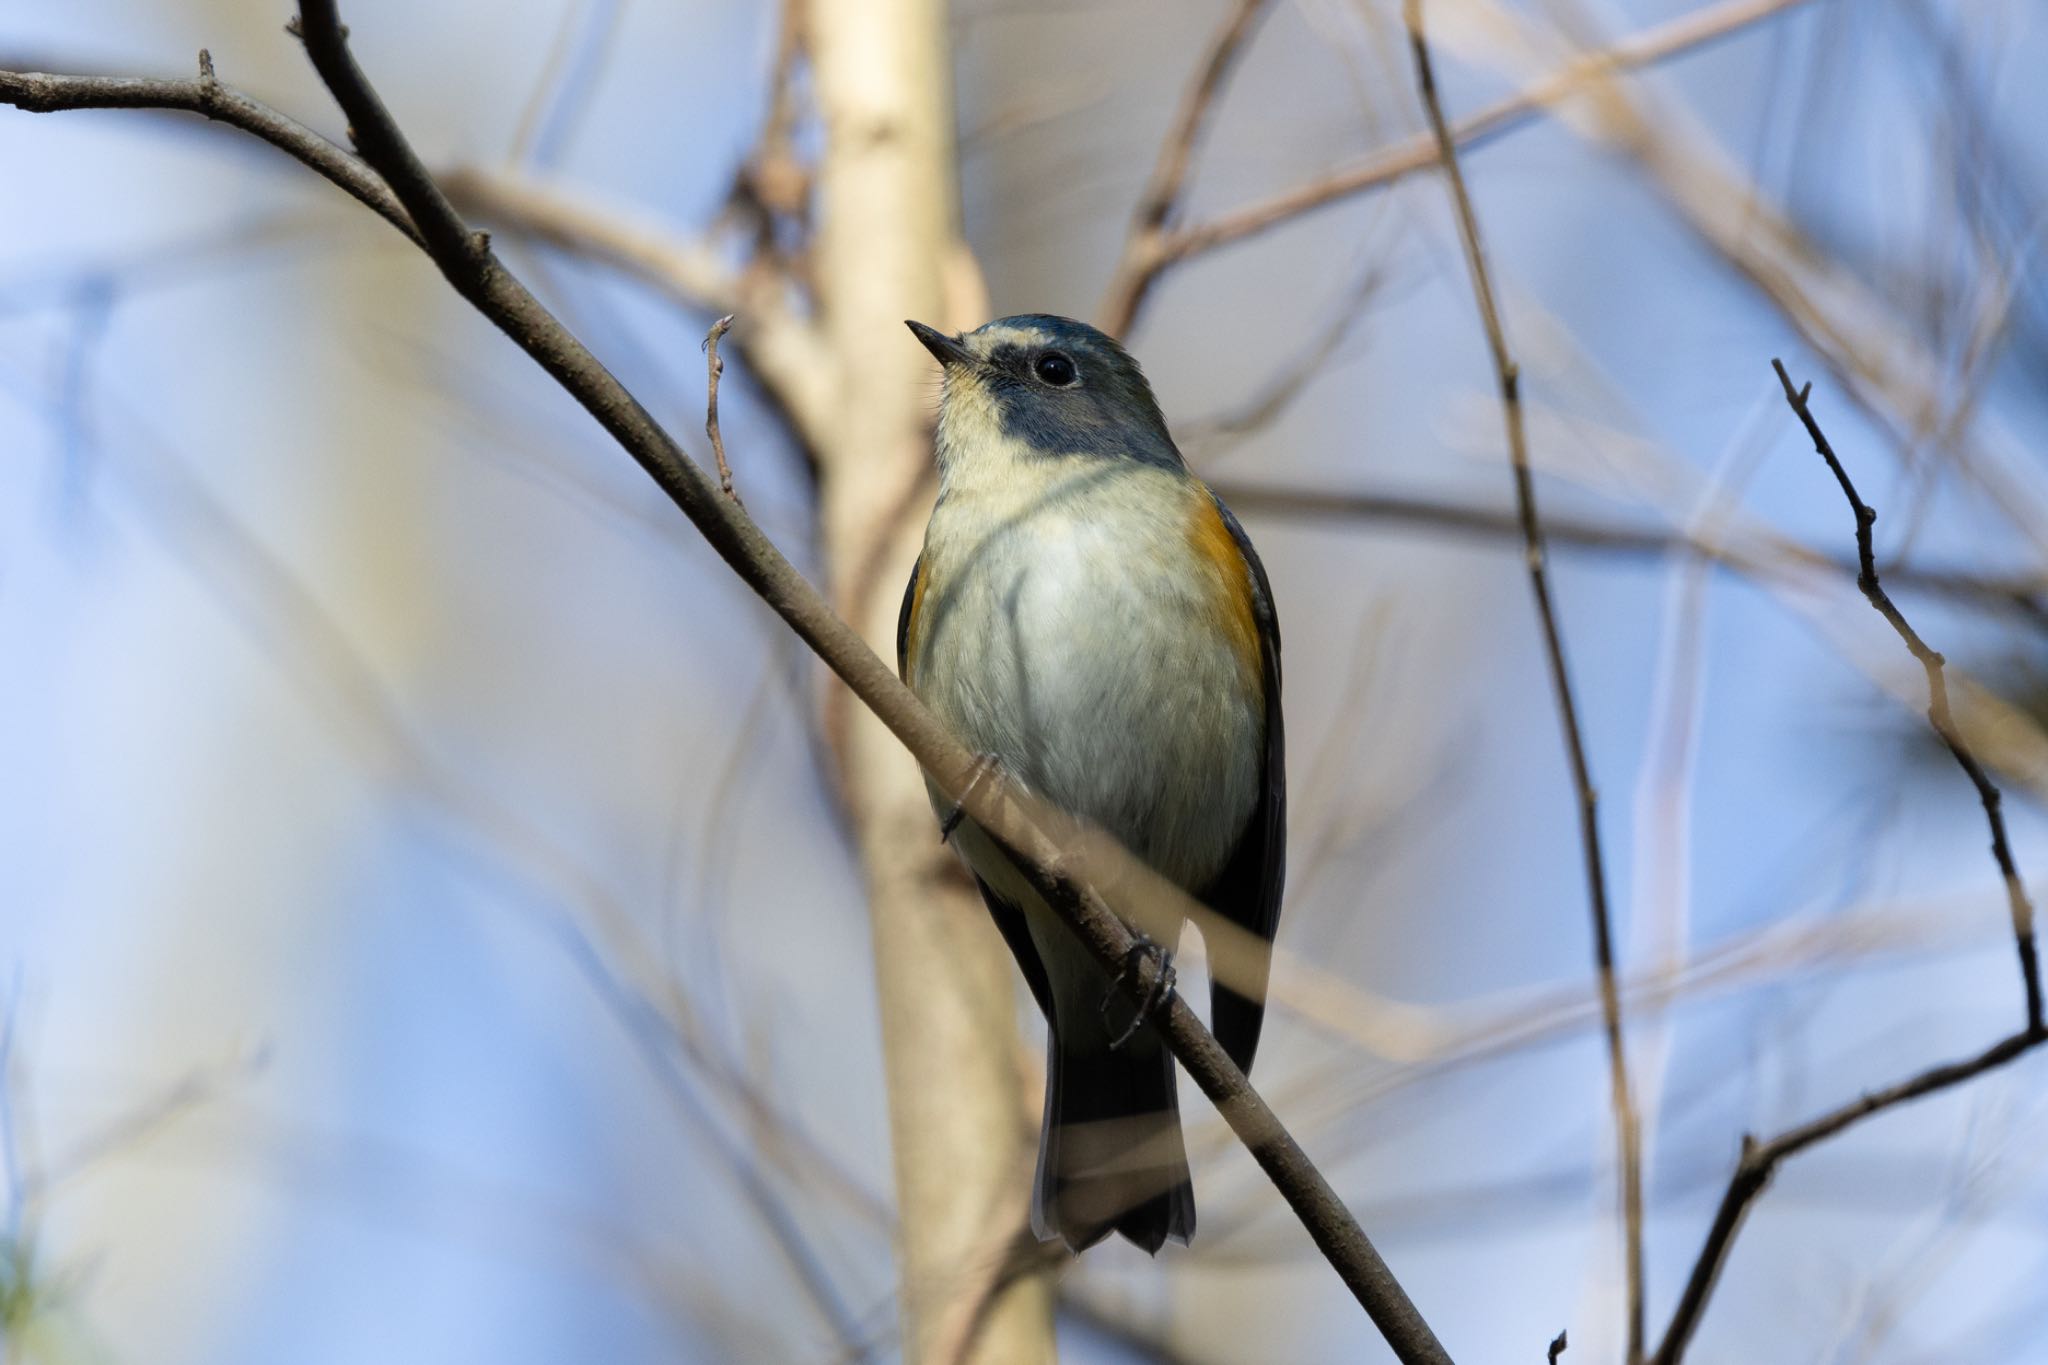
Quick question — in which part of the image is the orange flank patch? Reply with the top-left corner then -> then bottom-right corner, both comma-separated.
903,559 -> 930,680
1185,491 -> 1263,681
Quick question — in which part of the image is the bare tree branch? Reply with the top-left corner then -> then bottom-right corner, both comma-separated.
1211,482 -> 2048,624
1453,0 -> 2048,563
1650,1028 -> 2046,1364
1101,0 -> 1812,336
1404,3 -> 1645,1357
1770,359 -> 2043,1033
1645,366 -> 2048,1365
1097,0 -> 1278,336
0,20 -> 1453,1362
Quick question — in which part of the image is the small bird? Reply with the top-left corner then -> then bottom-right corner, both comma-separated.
898,314 -> 1285,1254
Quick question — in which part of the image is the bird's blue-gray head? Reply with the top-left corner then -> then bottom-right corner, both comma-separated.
906,314 -> 1183,472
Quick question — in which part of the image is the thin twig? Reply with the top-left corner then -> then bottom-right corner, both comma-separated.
1649,1028 -> 2045,1363
1644,366 -> 2048,1364
0,25 -> 1452,1362
1103,0 -> 1812,335
1097,0 -> 1277,336
1404,3 -> 1645,1358
1770,360 -> 2043,1032
702,313 -> 741,504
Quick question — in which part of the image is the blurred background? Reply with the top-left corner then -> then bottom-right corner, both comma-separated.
5,0 -> 2048,1361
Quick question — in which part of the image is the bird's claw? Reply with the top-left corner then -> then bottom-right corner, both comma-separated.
1101,935 -> 1176,1051
939,752 -> 1004,843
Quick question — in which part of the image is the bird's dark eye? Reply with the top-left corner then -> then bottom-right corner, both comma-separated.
1033,351 -> 1078,387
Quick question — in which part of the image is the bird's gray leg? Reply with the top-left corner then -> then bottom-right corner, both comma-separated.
1101,934 -> 1176,1051
938,752 -> 1005,843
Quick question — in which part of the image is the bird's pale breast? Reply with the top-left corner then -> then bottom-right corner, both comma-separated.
909,459 -> 1263,894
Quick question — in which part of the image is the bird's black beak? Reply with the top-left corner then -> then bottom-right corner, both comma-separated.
906,320 -> 976,369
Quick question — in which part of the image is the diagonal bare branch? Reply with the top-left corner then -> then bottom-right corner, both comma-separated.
1769,361 -> 2042,1032
1646,366 -> 2048,1365
1650,1028 -> 2046,1364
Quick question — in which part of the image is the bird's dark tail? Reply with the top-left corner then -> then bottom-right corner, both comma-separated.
1034,1025 -> 1195,1254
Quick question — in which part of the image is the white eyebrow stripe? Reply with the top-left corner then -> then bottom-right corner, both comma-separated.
974,324 -> 1044,352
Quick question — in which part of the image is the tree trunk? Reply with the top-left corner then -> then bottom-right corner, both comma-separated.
808,1 -> 1055,1360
